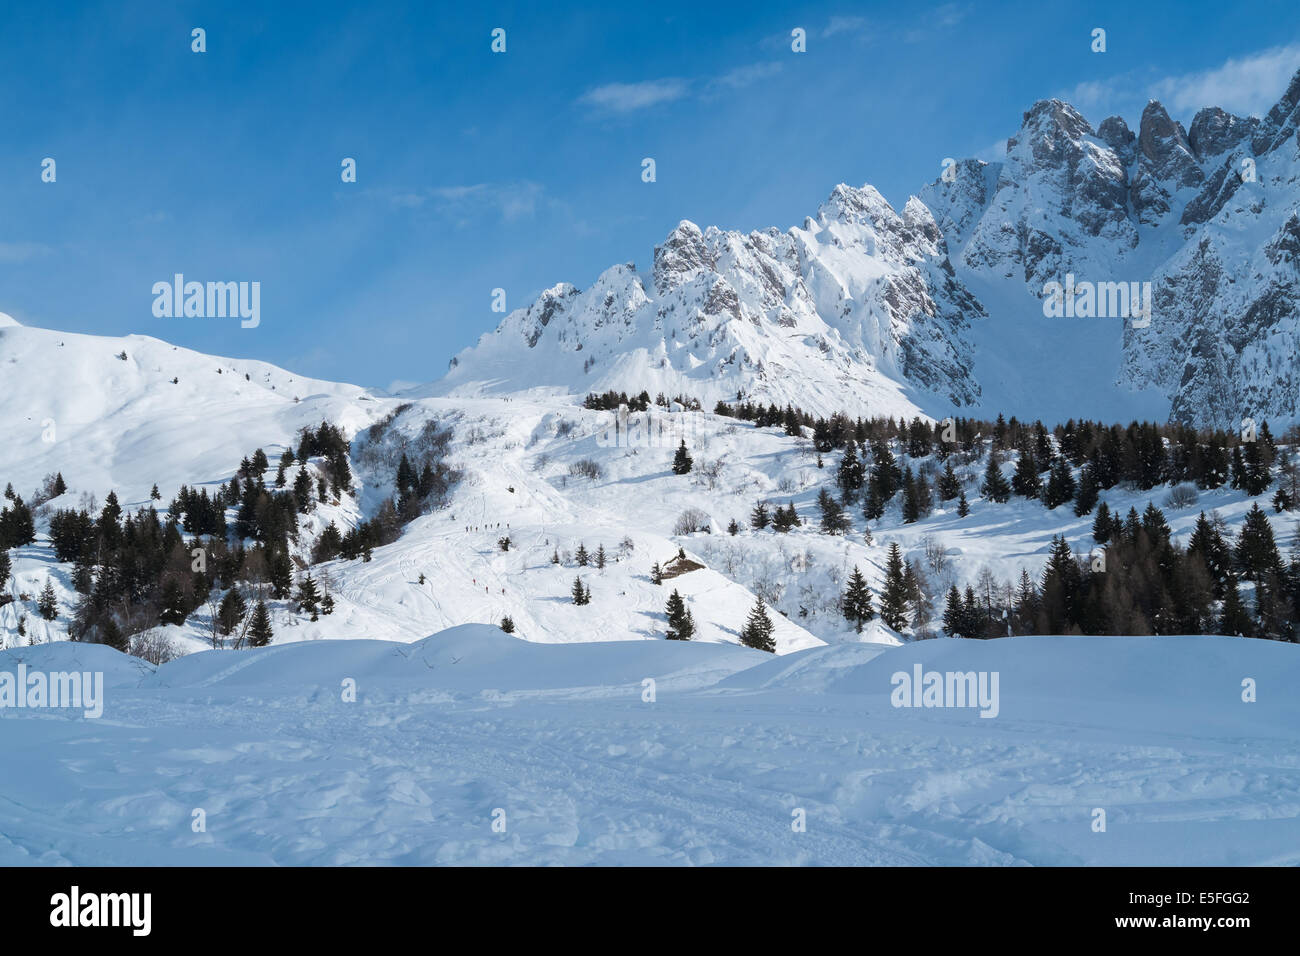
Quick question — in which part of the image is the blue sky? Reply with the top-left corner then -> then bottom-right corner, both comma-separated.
2,0 -> 1299,389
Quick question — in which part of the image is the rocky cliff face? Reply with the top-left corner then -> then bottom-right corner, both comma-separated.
920,68 -> 1300,428
443,69 -> 1300,428
441,181 -> 984,419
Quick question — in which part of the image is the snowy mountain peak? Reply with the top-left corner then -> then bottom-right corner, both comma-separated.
1187,106 -> 1256,159
653,220 -> 714,295
1253,65 -> 1300,155
1014,98 -> 1094,158
439,72 -> 1300,428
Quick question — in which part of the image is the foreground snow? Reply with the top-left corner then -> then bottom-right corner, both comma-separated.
1,628 -> 1296,866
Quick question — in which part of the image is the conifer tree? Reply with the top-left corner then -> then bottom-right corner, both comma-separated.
1218,576 -> 1251,636
817,488 -> 850,534
672,440 -> 694,475
870,440 -> 901,501
727,518 -> 740,535
740,596 -> 776,652
500,615 -> 515,634
1011,450 -> 1042,499
750,501 -> 770,530
1043,458 -> 1076,509
1141,502 -> 1171,547
956,490 -> 971,517
1238,439 -> 1272,496
595,544 -> 606,569
981,453 -> 1011,503
1230,446 -> 1246,489
159,577 -> 187,625
1039,536 -> 1081,632
268,549 -> 293,599
0,548 -> 10,586
248,601 -> 274,647
101,616 -> 127,653
962,586 -> 986,639
901,467 -> 920,524
1073,466 -> 1098,516
1122,506 -> 1142,543
880,543 -> 910,632
862,479 -> 885,521
1092,501 -> 1113,544
902,561 -> 931,632
841,566 -> 874,632
575,542 -> 589,567
664,589 -> 694,640
1013,569 -> 1038,635
650,562 -> 663,585
218,588 -> 248,636
937,460 -> 962,501
37,580 -> 58,621
914,473 -> 933,518
942,585 -> 964,637
772,502 -> 795,533
396,454 -> 415,494
1235,504 -> 1283,583
297,573 -> 321,614
836,441 -> 865,500
571,576 -> 591,605
1188,511 -> 1231,595
293,468 -> 313,513
1198,441 -> 1230,489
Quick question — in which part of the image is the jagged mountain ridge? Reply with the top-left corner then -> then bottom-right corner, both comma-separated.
436,185 -> 982,421
441,69 -> 1300,429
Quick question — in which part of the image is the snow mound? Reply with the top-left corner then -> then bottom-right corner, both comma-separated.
0,641 -> 154,688
144,624 -> 766,698
733,634 -> 1300,738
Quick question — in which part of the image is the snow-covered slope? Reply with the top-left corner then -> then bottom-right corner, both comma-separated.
0,314 -> 378,504
4,315 -> 1296,658
1,629 -> 1296,865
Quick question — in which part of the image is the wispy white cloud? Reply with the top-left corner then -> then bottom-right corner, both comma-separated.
1149,43 -> 1300,117
375,182 -> 545,222
0,241 -> 52,263
711,61 -> 784,91
1057,78 -> 1121,115
1059,44 -> 1300,122
822,16 -> 868,39
904,3 -> 969,43
577,78 -> 689,114
973,139 -> 1008,163
577,61 -> 788,115
933,3 -> 969,28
